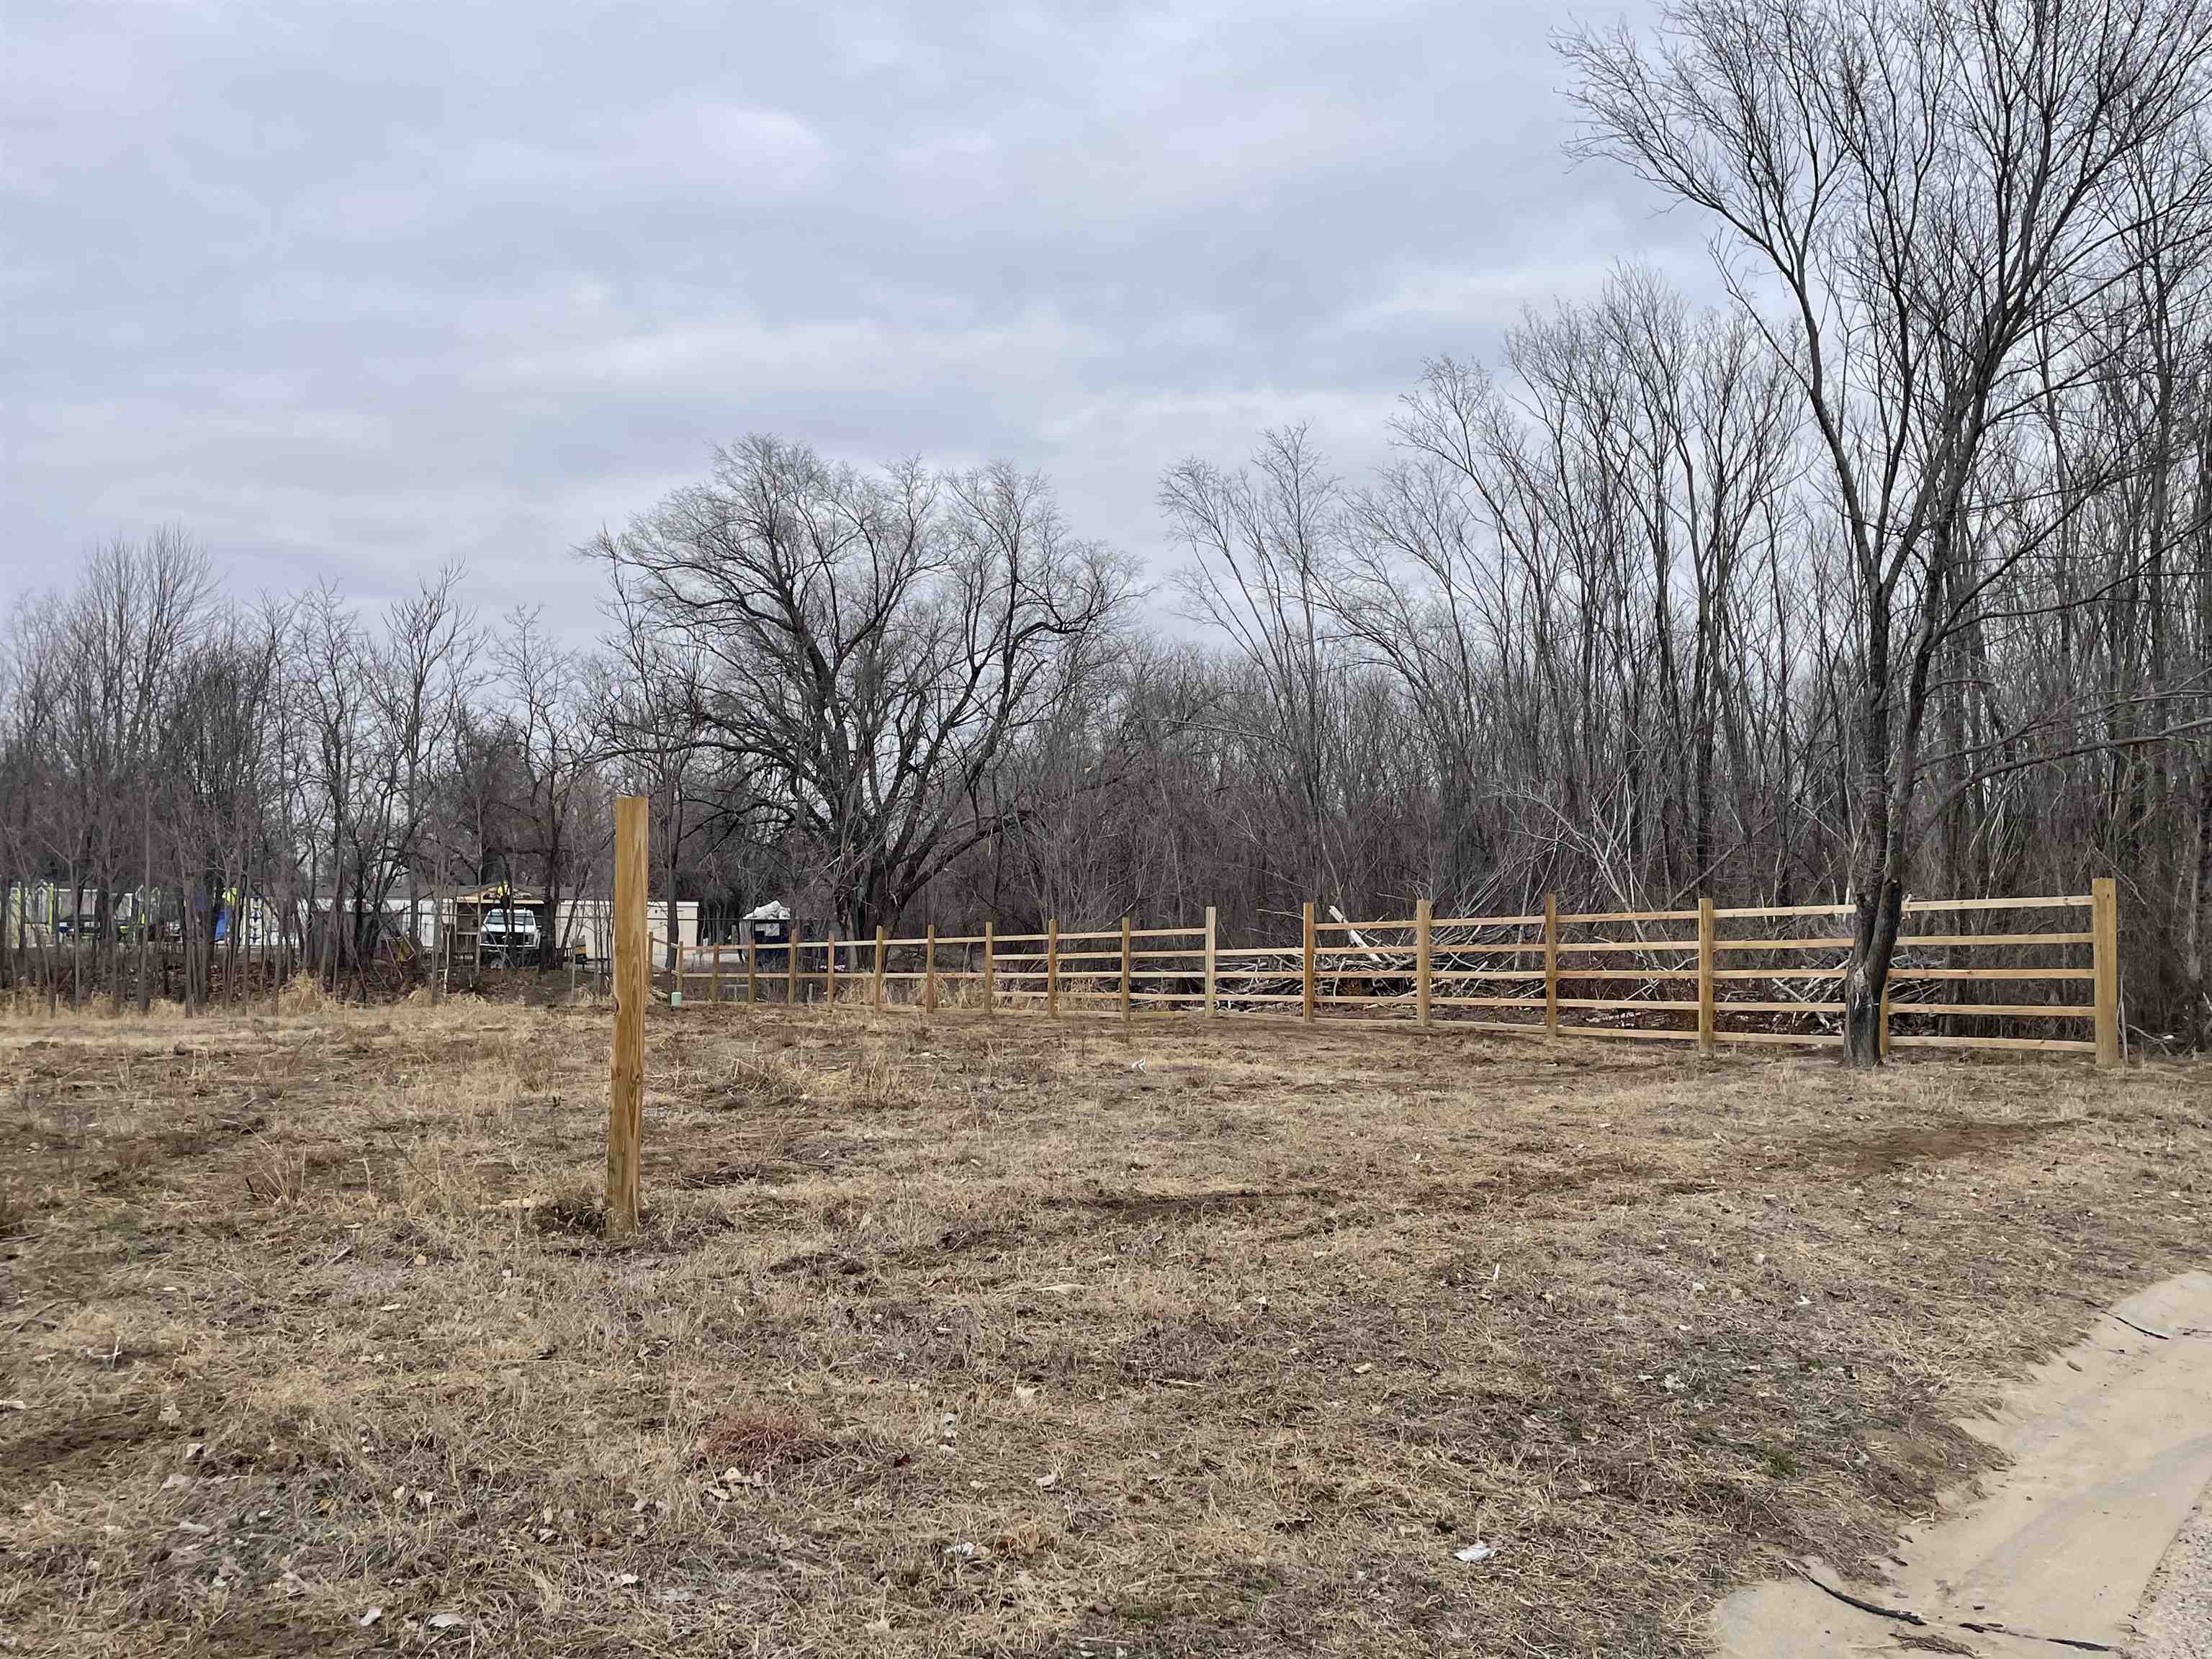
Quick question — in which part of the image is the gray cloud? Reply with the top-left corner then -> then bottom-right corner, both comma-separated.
2,0 -> 1698,632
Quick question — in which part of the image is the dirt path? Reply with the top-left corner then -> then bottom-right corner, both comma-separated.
1712,1270 -> 2212,1656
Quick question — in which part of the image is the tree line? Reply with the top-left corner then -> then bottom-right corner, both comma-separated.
6,0 -> 2212,1060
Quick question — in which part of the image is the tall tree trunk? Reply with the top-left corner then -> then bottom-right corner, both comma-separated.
69,873 -> 84,1011
1843,619 -> 1897,1067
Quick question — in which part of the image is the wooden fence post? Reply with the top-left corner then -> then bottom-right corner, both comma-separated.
1204,904 -> 1218,1017
1879,981 -> 1892,1060
673,932 -> 685,1007
712,941 -> 722,1005
786,932 -> 798,1007
824,931 -> 837,1008
1696,895 -> 1715,1056
745,937 -> 757,1009
1120,915 -> 1133,1028
983,921 -> 995,1018
1047,917 -> 1060,1017
2092,876 -> 2121,1069
1542,892 -> 1560,1036
873,925 -> 886,1011
1302,901 -> 1316,1025
605,796 -> 647,1236
1415,897 -> 1432,1030
925,923 -> 938,1017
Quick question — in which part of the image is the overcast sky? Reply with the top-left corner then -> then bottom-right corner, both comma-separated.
3,0 -> 1701,637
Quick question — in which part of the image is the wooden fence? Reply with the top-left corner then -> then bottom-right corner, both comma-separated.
652,878 -> 2122,1066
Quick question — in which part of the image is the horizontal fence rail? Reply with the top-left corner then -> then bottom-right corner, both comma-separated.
649,881 -> 2125,1066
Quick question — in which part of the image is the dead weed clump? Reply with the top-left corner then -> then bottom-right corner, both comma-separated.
843,1043 -> 904,1110
709,1045 -> 811,1111
238,1136 -> 307,1205
698,1405 -> 844,1475
275,974 -> 331,1015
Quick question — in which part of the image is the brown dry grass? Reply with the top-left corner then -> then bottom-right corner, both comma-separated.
1,1002 -> 2206,1657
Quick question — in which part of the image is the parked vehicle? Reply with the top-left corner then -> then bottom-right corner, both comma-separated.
479,906 -> 541,966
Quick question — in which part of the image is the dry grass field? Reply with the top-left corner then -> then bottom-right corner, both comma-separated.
2,998 -> 2207,1657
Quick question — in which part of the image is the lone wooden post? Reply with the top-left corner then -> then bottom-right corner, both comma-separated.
1120,914 -> 1133,1028
983,921 -> 996,1018
1302,901 -> 1316,1025
924,923 -> 938,1017
1696,895 -> 1716,1056
605,796 -> 647,1236
1203,905 -> 1218,1017
1542,892 -> 1560,1037
1047,917 -> 1061,1018
1415,897 -> 1432,1030
745,936 -> 757,1008
2092,876 -> 2121,1069
873,925 -> 886,1010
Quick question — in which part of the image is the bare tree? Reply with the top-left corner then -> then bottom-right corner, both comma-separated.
1563,0 -> 2212,1061
494,606 -> 595,958
588,436 -> 1136,934
374,565 -> 477,960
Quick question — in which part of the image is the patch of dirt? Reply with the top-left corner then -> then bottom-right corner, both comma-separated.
0,1400 -> 159,1495
154,1111 -> 270,1159
1828,1117 -> 2069,1175
171,1602 -> 370,1658
765,1246 -> 871,1279
1071,1185 -> 1336,1220
529,1195 -> 606,1236
659,1130 -> 856,1185
673,1158 -> 811,1190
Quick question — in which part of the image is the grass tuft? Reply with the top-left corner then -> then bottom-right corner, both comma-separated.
713,1045 -> 810,1110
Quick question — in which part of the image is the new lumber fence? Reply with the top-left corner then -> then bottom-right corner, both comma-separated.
649,881 -> 2124,1067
